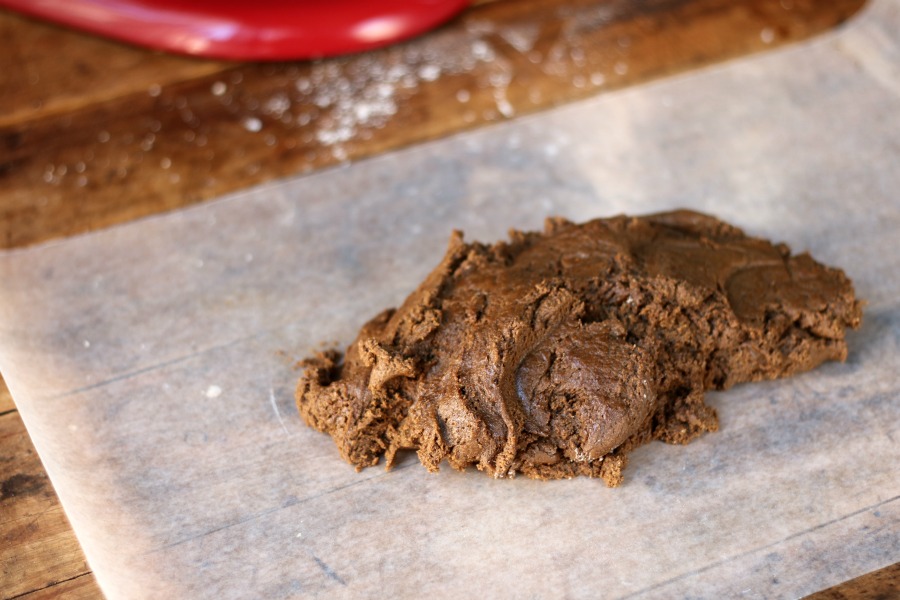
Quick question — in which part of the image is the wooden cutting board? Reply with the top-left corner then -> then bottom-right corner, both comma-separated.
1,0 -> 864,249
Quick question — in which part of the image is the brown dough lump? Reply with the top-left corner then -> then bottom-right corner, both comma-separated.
296,210 -> 862,486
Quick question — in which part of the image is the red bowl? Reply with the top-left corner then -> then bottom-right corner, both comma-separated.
1,0 -> 471,60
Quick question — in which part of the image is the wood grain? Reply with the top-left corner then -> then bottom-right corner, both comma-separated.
0,408 -> 54,524
0,376 -> 14,415
1,410 -> 98,599
13,573 -> 102,600
804,562 -> 900,600
0,13 -> 227,131
0,0 -> 865,249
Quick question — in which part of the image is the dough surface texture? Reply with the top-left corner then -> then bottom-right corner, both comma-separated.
297,211 -> 862,486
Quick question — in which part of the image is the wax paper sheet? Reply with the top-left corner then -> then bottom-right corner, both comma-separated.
2,2 -> 899,598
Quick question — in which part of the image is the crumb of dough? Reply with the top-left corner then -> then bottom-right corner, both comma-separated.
296,210 -> 862,486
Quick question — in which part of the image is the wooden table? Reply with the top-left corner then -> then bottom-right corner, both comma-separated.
1,1 -> 897,597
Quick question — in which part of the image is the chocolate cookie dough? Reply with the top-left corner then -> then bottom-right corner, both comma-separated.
296,210 -> 862,486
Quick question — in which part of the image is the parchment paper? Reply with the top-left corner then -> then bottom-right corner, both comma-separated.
2,1 -> 899,598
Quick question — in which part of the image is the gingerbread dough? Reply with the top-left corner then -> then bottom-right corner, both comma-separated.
296,211 -> 862,486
